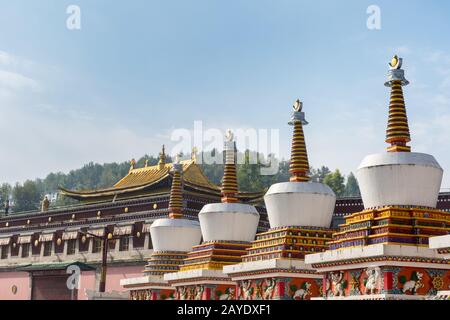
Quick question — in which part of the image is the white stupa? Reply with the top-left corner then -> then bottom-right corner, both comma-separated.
198,130 -> 260,242
265,100 -> 336,229
356,56 -> 443,209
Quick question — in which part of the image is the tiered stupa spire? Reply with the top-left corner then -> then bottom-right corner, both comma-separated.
221,130 -> 239,203
168,155 -> 184,219
385,55 -> 411,152
289,99 -> 310,182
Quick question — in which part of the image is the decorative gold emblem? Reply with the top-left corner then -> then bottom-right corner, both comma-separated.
293,99 -> 303,112
107,233 -> 113,240
81,236 -> 87,243
389,55 -> 402,69
56,238 -> 62,246
48,217 -> 52,222
97,211 -> 101,216
136,232 -> 141,238
124,207 -> 129,213
153,203 -> 158,210
26,220 -> 30,225
5,222 -> 8,227
11,285 -> 17,295
34,240 -> 39,247
71,214 -> 76,220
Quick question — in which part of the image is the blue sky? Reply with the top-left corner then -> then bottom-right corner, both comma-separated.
1,0 -> 450,188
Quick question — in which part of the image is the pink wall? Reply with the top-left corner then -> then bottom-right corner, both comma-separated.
0,265 -> 144,300
0,272 -> 30,300
78,265 -> 144,300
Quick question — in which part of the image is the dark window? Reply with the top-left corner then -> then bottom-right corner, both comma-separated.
119,237 -> 129,252
1,245 -> 9,259
22,243 -> 30,258
67,239 -> 76,255
92,238 -> 102,253
43,242 -> 52,256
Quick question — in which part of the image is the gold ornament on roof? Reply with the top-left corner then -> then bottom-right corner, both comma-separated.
293,99 -> 303,112
389,55 -> 402,70
129,158 -> 136,172
191,147 -> 198,163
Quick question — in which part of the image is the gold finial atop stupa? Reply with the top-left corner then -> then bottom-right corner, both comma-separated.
168,153 -> 184,219
293,99 -> 303,112
289,99 -> 310,182
389,55 -> 402,70
385,55 -> 411,152
158,145 -> 166,169
221,129 -> 239,203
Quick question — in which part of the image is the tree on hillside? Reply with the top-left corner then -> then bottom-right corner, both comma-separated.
344,172 -> 360,197
323,169 -> 345,197
311,166 -> 331,183
12,180 -> 41,212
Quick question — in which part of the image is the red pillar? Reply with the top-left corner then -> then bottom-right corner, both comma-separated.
384,271 -> 393,292
277,280 -> 285,299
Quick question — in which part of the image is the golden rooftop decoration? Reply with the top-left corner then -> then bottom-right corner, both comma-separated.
289,99 -> 310,182
385,55 -> 411,152
221,130 -> 239,203
129,159 -> 136,173
191,146 -> 198,163
158,145 -> 166,170
168,154 -> 184,219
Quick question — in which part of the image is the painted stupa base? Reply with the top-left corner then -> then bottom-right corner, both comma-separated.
329,206 -> 449,250
121,275 -> 176,300
164,269 -> 237,300
179,241 -> 252,271
143,251 -> 188,276
163,240 -> 253,300
305,243 -> 450,300
223,259 -> 322,300
242,226 -> 334,262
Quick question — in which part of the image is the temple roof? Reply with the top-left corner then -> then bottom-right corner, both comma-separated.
60,160 -> 221,201
60,159 -> 265,202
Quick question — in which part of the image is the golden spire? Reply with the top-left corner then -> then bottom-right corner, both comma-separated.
168,154 -> 184,219
289,99 -> 310,182
158,145 -> 166,169
385,55 -> 411,152
129,158 -> 136,173
221,130 -> 239,203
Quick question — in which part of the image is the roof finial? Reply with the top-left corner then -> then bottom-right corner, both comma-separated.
385,55 -> 411,152
221,129 -> 239,203
129,158 -> 136,172
288,99 -> 310,182
158,145 -> 166,169
144,159 -> 149,167
168,153 -> 184,219
191,146 -> 198,163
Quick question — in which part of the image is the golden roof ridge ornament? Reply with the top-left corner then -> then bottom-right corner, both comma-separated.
129,158 -> 136,172
385,55 -> 411,152
289,99 -> 310,182
191,146 -> 198,163
221,129 -> 239,203
168,153 -> 184,219
158,145 -> 166,169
